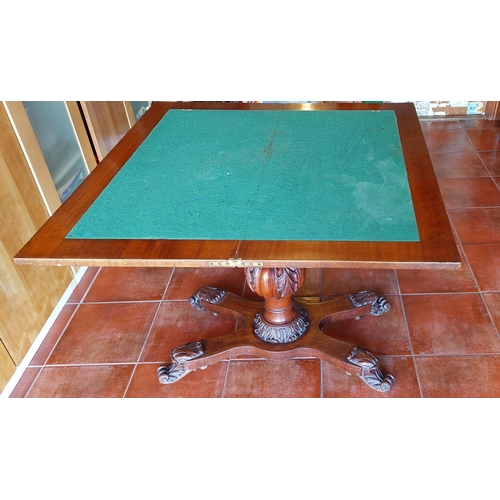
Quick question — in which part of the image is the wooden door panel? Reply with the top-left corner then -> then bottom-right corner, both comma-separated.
0,339 -> 16,391
80,101 -> 132,161
0,103 -> 73,390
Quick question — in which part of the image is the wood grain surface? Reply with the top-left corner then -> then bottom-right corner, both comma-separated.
1,103 -> 74,380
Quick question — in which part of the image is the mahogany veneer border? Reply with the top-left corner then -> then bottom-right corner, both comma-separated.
15,102 -> 460,270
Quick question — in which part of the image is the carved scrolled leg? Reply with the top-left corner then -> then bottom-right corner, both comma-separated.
348,290 -> 391,316
189,286 -> 226,311
347,346 -> 395,392
157,341 -> 205,384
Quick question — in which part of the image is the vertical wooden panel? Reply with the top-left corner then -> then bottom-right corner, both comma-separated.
0,339 -> 16,391
3,101 -> 61,215
124,101 -> 136,128
0,103 -> 73,392
80,101 -> 132,161
65,101 -> 98,173
485,101 -> 500,120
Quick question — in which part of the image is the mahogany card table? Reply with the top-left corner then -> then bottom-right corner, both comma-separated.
15,101 -> 460,392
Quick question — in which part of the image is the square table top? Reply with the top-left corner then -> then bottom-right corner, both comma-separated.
15,102 -> 461,270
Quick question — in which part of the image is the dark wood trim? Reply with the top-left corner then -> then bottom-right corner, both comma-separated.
485,102 -> 500,120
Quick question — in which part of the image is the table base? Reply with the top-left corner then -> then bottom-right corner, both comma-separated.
157,286 -> 395,393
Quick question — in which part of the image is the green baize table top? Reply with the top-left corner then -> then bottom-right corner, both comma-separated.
67,109 -> 420,243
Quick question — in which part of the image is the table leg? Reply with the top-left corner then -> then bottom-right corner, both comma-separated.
157,268 -> 395,392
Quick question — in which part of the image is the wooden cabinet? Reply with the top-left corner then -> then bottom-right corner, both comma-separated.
0,101 -> 139,393
0,102 -> 75,392
5,101 -> 98,215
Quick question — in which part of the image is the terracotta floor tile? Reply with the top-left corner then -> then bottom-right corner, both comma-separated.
47,302 -> 159,365
26,365 -> 134,398
403,294 -> 500,355
479,151 -> 500,176
416,355 -> 500,397
224,359 -> 321,398
438,178 -> 500,208
420,120 -> 463,131
67,267 -> 100,303
164,267 -> 245,300
430,151 -> 489,179
322,268 -> 399,298
125,362 -> 228,398
466,128 -> 500,151
396,247 -> 477,294
448,208 -> 500,245
422,128 -> 475,154
30,304 -> 78,366
321,295 -> 411,356
463,245 -> 500,291
9,367 -> 41,398
322,356 -> 420,398
140,301 -> 237,363
460,118 -> 500,129
84,267 -> 173,302
482,293 -> 500,331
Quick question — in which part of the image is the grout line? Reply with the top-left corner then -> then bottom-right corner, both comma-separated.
22,269 -> 103,398
320,359 -> 323,398
38,267 -> 102,366
79,267 -> 102,303
460,247 -> 500,346
476,149 -> 500,193
413,352 -> 500,358
221,360 -> 230,398
72,299 -> 165,305
122,271 -> 176,398
394,269 -> 423,398
161,268 -> 176,301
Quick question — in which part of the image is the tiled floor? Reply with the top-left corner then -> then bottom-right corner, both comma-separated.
10,116 -> 500,397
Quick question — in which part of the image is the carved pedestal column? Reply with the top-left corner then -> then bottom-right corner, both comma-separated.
245,267 -> 310,344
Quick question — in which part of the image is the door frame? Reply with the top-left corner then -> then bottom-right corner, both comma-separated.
485,101 -> 500,120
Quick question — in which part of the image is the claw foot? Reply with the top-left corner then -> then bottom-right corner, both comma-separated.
189,287 -> 226,311
157,341 -> 205,384
348,290 -> 391,316
347,346 -> 395,392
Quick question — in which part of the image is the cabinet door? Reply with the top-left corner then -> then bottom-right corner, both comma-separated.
80,101 -> 133,161
22,101 -> 92,203
0,103 -> 74,392
4,101 -> 97,215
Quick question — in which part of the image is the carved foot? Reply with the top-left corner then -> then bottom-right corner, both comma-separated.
348,290 -> 391,316
189,286 -> 226,311
347,346 -> 395,392
254,308 -> 310,344
157,341 -> 205,384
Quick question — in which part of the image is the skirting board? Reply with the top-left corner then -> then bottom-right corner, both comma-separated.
0,266 -> 89,398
